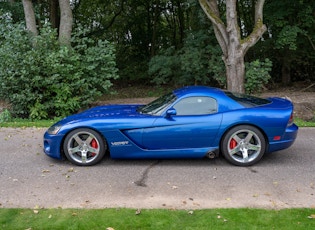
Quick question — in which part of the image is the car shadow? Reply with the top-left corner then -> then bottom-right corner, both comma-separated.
42,148 -> 300,169
99,156 -> 229,167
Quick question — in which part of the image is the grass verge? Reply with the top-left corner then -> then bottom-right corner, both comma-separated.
0,119 -> 58,128
294,118 -> 315,127
1,208 -> 315,230
0,117 -> 313,128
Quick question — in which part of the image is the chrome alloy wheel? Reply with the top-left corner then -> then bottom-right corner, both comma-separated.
63,128 -> 106,166
228,129 -> 261,163
221,125 -> 266,166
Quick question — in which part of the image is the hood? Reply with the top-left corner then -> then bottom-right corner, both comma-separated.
57,104 -> 147,126
74,104 -> 145,119
50,104 -> 154,134
83,104 -> 142,116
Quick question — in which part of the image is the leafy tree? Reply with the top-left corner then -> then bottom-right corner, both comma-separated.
21,0 -> 73,45
73,0 -> 203,83
199,0 -> 267,93
263,0 -> 315,84
149,29 -> 225,87
2,0 -> 313,99
69,0 -> 313,87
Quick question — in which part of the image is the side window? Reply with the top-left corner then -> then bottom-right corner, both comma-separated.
173,97 -> 217,115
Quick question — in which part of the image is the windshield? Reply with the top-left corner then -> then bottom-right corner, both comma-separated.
139,92 -> 177,115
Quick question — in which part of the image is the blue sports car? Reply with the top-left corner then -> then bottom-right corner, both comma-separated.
43,86 -> 298,166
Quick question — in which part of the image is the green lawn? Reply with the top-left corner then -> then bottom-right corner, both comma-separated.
1,208 -> 315,230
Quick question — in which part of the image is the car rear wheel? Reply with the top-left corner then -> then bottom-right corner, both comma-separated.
63,128 -> 106,166
221,125 -> 266,166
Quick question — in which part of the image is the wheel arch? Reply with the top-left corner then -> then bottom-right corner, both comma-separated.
59,126 -> 109,159
219,123 -> 269,153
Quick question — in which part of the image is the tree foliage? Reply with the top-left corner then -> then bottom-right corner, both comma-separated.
0,18 -> 118,119
149,30 -> 225,87
198,0 -> 267,93
0,1 -> 24,23
262,0 -> 315,84
245,59 -> 272,94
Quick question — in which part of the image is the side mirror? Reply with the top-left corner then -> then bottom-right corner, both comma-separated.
165,108 -> 176,117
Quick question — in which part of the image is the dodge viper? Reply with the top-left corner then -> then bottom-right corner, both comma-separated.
43,86 -> 298,166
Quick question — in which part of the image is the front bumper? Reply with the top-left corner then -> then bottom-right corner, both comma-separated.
43,131 -> 64,159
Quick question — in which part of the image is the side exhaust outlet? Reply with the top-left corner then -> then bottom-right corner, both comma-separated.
207,151 -> 216,159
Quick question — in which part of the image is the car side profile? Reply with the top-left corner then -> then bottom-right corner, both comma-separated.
43,86 -> 298,166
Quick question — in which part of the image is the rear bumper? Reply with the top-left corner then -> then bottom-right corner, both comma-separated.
268,124 -> 298,153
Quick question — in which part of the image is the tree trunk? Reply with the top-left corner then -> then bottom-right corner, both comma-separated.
225,51 -> 245,93
224,0 -> 244,92
199,0 -> 267,93
58,0 -> 73,46
22,0 -> 38,36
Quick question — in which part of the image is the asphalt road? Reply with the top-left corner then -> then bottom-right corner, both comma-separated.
0,127 -> 314,209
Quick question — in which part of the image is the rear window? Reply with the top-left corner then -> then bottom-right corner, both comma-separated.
225,91 -> 271,107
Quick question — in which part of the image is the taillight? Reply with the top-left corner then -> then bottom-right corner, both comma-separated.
288,112 -> 294,126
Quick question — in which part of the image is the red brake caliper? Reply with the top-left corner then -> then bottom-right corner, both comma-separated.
229,138 -> 237,149
90,139 -> 98,157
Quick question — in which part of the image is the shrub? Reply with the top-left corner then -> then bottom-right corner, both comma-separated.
0,20 -> 118,119
245,59 -> 272,94
0,109 -> 12,122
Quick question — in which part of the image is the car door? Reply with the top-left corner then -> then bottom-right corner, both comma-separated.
142,96 -> 223,150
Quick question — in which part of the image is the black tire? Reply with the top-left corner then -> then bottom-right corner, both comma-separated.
63,128 -> 106,166
221,125 -> 266,166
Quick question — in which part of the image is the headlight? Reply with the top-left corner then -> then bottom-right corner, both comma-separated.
47,124 -> 62,135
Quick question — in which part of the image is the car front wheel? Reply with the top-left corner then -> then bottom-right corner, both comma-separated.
63,128 -> 106,166
221,125 -> 266,166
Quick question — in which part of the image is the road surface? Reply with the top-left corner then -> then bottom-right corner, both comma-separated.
0,127 -> 314,209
